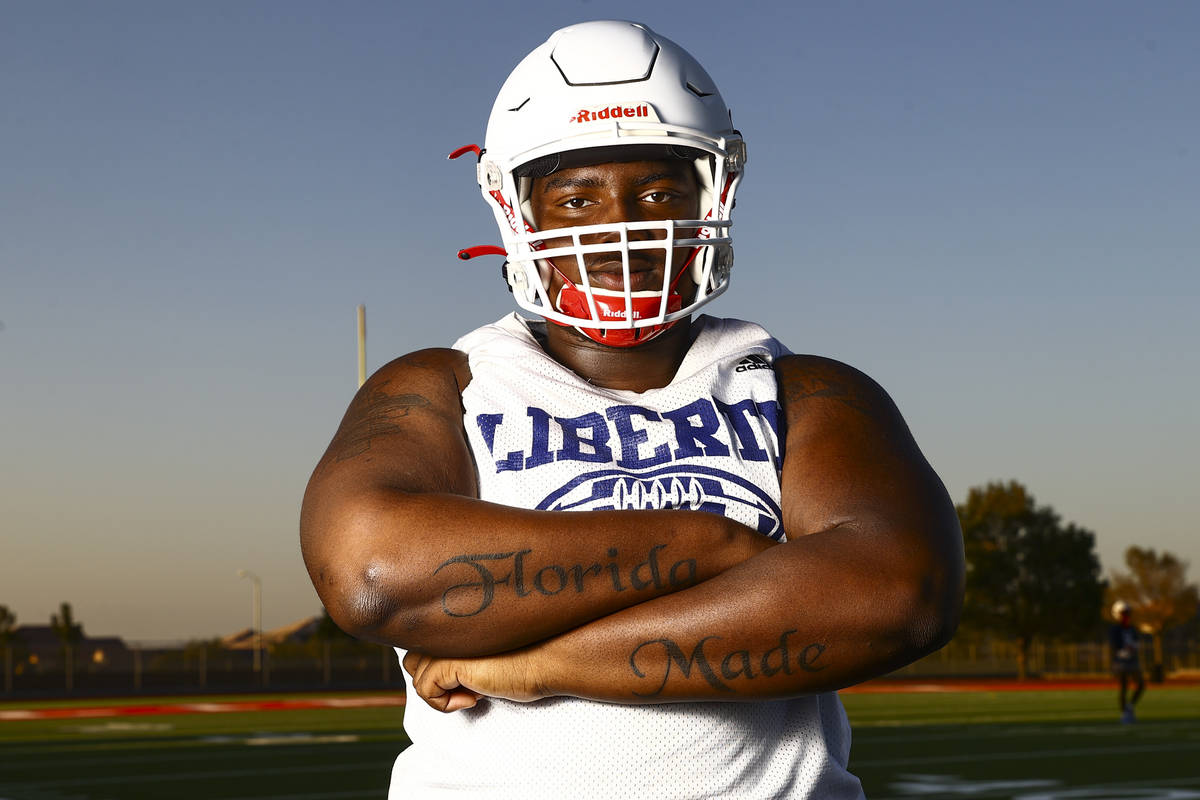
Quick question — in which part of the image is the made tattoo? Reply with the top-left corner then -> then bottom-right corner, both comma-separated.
629,630 -> 827,697
434,545 -> 697,617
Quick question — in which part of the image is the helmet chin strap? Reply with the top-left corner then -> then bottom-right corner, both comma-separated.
555,284 -> 684,347
548,247 -> 699,348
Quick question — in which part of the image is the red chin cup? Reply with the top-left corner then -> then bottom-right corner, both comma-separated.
554,284 -> 683,348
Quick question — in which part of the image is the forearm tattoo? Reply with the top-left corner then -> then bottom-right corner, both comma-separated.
630,630 -> 827,697
330,383 -> 431,462
434,545 -> 697,617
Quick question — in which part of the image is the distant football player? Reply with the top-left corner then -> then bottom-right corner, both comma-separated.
301,20 -> 965,798
1109,600 -> 1145,723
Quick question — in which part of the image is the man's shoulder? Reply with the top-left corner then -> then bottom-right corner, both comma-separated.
773,354 -> 883,393
372,313 -> 537,395
700,314 -> 779,340
694,315 -> 790,361
696,320 -> 895,418
372,348 -> 471,392
772,353 -> 903,428
452,313 -> 536,354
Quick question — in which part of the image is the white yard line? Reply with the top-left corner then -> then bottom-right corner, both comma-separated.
855,739 -> 1200,769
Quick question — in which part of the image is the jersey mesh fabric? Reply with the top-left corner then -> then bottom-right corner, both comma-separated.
390,313 -> 864,800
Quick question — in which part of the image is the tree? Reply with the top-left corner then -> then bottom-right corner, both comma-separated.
0,605 -> 15,647
49,602 -> 84,691
958,481 -> 1106,680
1107,546 -> 1200,682
0,605 -> 16,693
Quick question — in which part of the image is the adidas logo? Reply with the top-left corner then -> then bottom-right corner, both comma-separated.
734,355 -> 772,373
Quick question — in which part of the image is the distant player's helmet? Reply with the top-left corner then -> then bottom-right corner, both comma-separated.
1112,600 -> 1131,618
459,20 -> 746,347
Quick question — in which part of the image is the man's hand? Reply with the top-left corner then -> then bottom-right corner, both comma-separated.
403,648 -> 548,712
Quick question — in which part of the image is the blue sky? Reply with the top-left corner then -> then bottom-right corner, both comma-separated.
2,1 -> 1197,642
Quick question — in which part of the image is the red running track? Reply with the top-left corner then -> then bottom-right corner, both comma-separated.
4,678 -> 1196,721
0,695 -> 405,722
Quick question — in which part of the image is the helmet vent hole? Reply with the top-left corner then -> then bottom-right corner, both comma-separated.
686,82 -> 713,98
508,97 -> 530,112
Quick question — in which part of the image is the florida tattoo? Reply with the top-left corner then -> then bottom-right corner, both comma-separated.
434,544 -> 698,617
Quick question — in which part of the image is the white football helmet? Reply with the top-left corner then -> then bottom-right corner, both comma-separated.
1112,600 -> 1131,618
453,20 -> 747,346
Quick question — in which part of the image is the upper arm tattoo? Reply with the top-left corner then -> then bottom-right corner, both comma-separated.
779,360 -> 883,418
329,381 -> 432,463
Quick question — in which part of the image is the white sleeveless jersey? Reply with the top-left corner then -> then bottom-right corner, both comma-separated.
391,313 -> 864,800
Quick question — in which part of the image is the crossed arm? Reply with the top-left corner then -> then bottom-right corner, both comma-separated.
300,347 -> 963,709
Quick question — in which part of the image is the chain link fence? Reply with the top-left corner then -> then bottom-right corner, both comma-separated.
0,641 -> 403,698
891,637 -> 1200,680
4,637 -> 1198,698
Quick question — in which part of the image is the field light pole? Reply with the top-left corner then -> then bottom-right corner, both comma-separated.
236,569 -> 262,673
357,304 -> 367,389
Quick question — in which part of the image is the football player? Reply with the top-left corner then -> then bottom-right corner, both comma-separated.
302,20 -> 964,798
1110,600 -> 1145,723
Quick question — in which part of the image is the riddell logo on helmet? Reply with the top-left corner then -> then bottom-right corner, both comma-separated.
602,308 -> 647,320
570,105 -> 650,124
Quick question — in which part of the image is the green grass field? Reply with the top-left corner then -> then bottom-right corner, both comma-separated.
1,686 -> 1198,799
842,686 -> 1200,798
